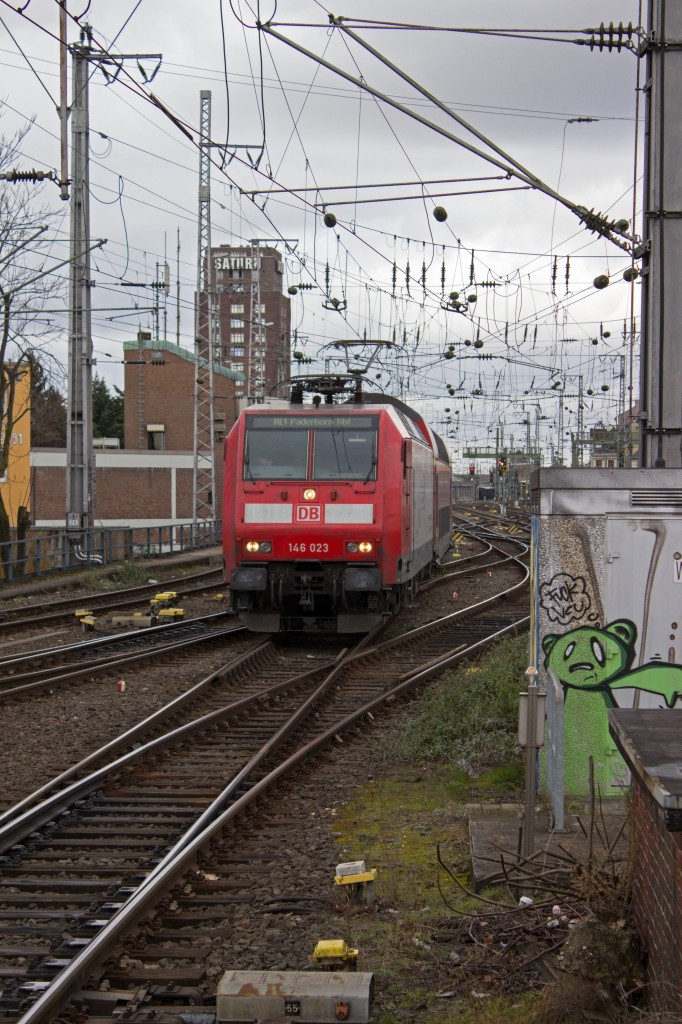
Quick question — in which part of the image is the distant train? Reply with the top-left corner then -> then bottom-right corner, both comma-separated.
222,376 -> 451,632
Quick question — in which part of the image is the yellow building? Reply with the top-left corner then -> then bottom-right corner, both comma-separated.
0,364 -> 31,528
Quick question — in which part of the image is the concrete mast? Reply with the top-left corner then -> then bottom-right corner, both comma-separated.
65,27 -> 94,536
639,0 -> 682,468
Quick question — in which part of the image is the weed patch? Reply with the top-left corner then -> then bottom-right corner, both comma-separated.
330,635 -> 648,1021
379,634 -> 528,774
108,560 -> 151,586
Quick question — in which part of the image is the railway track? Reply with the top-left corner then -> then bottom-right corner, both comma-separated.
0,533 -> 529,1024
453,503 -> 530,540
0,613 -> 244,700
0,568 -> 225,636
423,529 -> 523,594
0,524 -> 506,700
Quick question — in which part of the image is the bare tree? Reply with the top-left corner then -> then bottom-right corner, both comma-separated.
0,113 -> 64,569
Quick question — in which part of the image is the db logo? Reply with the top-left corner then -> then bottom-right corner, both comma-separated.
295,504 -> 321,522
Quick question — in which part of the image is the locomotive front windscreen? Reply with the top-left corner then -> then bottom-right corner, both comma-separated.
244,429 -> 308,480
312,429 -> 375,480
243,414 -> 378,481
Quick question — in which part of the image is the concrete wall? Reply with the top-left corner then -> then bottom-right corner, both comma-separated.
533,468 -> 682,800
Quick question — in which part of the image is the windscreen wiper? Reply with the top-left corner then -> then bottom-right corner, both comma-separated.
363,456 -> 376,485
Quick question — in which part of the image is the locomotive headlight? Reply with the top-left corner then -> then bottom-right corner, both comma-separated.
245,540 -> 272,553
346,542 -> 358,553
358,541 -> 373,554
303,487 -> 317,501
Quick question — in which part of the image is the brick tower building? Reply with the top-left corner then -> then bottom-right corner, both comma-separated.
210,243 -> 291,399
29,247 -> 291,530
123,334 -> 243,451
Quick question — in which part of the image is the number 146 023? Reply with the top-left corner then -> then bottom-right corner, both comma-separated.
288,541 -> 329,554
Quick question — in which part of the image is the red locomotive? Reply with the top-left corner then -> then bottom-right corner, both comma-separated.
223,374 -> 451,632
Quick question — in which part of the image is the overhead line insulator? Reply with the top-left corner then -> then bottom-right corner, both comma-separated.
0,168 -> 57,183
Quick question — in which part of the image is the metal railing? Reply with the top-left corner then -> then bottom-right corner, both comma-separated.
0,521 -> 222,584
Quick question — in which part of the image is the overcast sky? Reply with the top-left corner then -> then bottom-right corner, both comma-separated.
1,0 -> 644,466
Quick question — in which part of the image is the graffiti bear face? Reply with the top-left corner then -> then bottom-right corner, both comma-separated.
543,620 -> 636,692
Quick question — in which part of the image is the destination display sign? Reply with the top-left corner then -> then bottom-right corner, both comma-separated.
247,414 -> 377,430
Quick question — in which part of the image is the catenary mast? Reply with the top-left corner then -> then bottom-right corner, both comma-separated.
639,0 -> 682,467
193,90 -> 216,523
65,27 -> 95,536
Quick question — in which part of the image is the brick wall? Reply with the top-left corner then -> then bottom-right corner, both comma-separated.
33,466 -> 65,517
97,467 -> 174,519
123,345 -> 240,451
31,452 -> 216,526
629,779 -> 682,1014
30,335 -> 237,529
609,711 -> 682,1017
211,245 -> 291,394
176,467 -> 193,518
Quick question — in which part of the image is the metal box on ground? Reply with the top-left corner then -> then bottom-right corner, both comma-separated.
216,969 -> 374,1023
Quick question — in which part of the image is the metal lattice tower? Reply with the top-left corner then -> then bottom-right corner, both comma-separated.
248,239 -> 264,401
617,354 -> 627,466
576,375 -> 584,467
193,90 -> 216,523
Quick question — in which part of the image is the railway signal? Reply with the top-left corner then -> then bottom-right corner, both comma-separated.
497,456 -> 508,475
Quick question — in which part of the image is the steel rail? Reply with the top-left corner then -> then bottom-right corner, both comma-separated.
14,600 -> 529,1024
453,510 -> 528,531
466,516 -> 530,538
0,646 -> 343,855
422,549 -> 517,592
0,622 -> 243,701
0,610 -> 233,684
0,639 -> 271,828
403,532 -> 524,610
0,569 -> 225,633
441,533 -> 494,560
0,610 -> 233,673
5,541 -> 529,1022
0,566 -> 222,614
450,527 -> 523,553
452,507 -> 530,536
